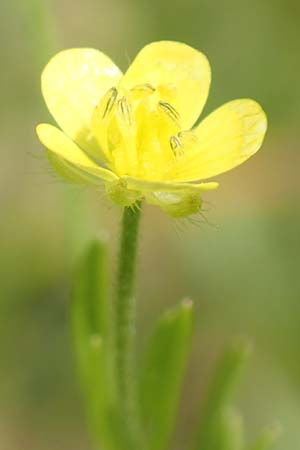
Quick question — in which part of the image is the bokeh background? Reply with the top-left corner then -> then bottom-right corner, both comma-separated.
1,0 -> 300,448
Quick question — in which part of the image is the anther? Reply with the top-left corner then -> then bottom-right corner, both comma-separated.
170,135 -> 184,156
178,131 -> 199,147
131,83 -> 155,92
118,96 -> 132,125
159,101 -> 181,124
102,87 -> 118,119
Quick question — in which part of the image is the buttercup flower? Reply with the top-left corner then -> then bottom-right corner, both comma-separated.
36,41 -> 267,217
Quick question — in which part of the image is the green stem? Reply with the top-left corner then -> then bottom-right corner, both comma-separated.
115,202 -> 142,448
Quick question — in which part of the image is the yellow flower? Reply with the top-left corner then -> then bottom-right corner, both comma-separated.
36,41 -> 267,217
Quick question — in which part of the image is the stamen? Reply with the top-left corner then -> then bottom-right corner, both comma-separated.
170,135 -> 184,156
159,101 -> 181,124
178,131 -> 199,150
102,87 -> 118,119
118,96 -> 132,125
131,83 -> 155,92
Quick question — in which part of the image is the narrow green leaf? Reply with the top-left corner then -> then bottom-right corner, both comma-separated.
71,239 -> 120,450
249,424 -> 281,450
193,338 -> 252,450
140,298 -> 194,450
217,406 -> 245,450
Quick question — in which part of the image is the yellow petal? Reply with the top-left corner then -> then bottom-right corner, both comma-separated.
124,176 -> 218,193
36,123 -> 118,183
121,41 -> 211,129
41,48 -> 123,160
174,99 -> 267,182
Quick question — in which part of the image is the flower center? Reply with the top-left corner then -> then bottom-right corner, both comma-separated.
91,84 -> 197,181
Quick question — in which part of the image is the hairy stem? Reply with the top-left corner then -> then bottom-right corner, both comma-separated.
115,203 -> 142,448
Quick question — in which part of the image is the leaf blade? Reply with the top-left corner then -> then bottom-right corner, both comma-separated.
217,406 -> 245,450
71,239 -> 120,450
249,424 -> 281,450
140,298 -> 194,450
193,337 -> 252,450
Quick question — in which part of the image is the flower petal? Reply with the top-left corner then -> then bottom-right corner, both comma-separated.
174,99 -> 267,182
121,41 -> 211,129
124,176 -> 218,193
36,123 -> 118,183
41,48 -> 123,159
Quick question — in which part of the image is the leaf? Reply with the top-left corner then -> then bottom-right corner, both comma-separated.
71,239 -> 122,450
217,406 -> 245,450
248,424 -> 281,450
193,337 -> 252,450
140,298 -> 194,450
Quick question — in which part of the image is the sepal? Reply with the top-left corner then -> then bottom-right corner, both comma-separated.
106,179 -> 142,207
147,190 -> 202,217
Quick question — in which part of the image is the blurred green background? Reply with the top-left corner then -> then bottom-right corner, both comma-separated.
1,0 -> 300,448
